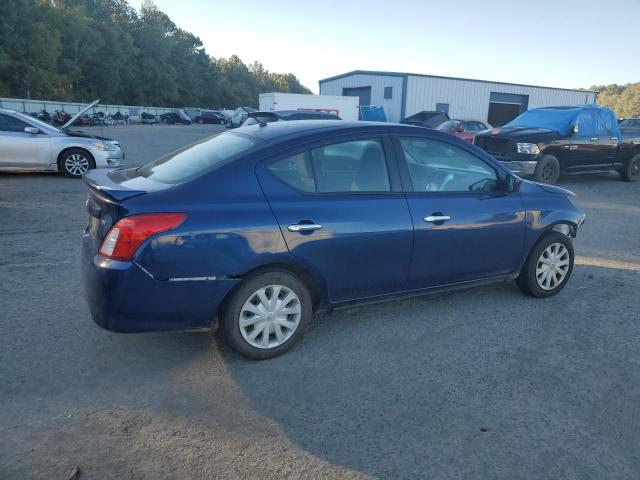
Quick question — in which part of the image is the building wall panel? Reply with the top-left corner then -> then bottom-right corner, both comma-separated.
405,76 -> 597,124
319,71 -> 597,125
320,74 -> 404,122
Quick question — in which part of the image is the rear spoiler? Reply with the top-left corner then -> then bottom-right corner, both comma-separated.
84,169 -> 146,202
247,111 -> 280,124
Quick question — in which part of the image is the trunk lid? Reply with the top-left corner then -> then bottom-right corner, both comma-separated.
83,168 -> 172,249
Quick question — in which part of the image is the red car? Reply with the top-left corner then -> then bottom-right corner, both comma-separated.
436,119 -> 490,142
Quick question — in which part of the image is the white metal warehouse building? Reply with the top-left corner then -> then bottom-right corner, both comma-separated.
319,70 -> 597,126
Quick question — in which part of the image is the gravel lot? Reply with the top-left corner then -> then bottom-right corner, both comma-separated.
1,124 -> 639,479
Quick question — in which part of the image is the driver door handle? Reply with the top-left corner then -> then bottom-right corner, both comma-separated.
288,223 -> 322,232
424,215 -> 451,223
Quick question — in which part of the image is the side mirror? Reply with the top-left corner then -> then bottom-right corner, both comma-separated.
505,173 -> 520,192
24,127 -> 41,134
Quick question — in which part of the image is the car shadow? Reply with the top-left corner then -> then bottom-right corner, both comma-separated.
220,266 -> 640,479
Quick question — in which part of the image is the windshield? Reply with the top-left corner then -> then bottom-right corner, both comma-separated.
436,120 -> 461,131
137,132 -> 257,184
506,108 -> 578,134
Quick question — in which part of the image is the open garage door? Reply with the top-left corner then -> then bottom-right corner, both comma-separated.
488,92 -> 529,126
343,87 -> 371,119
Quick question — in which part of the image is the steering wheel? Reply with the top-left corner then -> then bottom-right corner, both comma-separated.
439,173 -> 454,192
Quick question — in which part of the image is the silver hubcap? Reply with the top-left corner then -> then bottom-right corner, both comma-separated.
239,285 -> 302,349
536,243 -> 570,290
64,153 -> 89,176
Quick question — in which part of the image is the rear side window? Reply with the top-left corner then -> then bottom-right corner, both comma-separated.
267,138 -> 391,193
268,152 -> 315,192
137,133 -> 256,184
313,139 -> 390,192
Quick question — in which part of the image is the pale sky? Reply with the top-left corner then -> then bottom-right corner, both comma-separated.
152,0 -> 640,93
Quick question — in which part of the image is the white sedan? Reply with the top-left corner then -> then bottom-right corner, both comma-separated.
0,101 -> 123,178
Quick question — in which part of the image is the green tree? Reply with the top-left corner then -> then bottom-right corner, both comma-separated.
591,83 -> 640,118
0,0 -> 312,108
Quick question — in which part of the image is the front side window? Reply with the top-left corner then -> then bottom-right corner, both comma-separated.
574,111 -> 596,137
0,113 -> 29,133
399,137 -> 499,193
137,132 -> 256,184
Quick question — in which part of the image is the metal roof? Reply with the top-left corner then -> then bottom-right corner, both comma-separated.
318,70 -> 597,95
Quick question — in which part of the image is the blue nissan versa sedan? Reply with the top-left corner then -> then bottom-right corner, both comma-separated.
82,121 -> 585,359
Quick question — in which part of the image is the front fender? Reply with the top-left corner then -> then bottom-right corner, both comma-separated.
519,180 -> 585,259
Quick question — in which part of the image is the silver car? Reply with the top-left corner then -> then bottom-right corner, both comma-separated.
0,100 -> 123,178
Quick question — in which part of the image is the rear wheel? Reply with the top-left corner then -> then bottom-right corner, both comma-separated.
516,232 -> 574,298
221,271 -> 312,359
58,148 -> 95,178
620,153 -> 640,182
532,154 -> 560,184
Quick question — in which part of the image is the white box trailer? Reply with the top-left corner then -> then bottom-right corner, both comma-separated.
258,93 -> 359,121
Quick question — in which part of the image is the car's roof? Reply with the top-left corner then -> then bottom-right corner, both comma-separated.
0,107 -> 18,115
536,105 -> 605,112
235,120 -> 427,142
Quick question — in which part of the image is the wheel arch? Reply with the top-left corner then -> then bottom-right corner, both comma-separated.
56,146 -> 96,170
540,148 -> 565,170
549,220 -> 578,238
218,259 -> 329,321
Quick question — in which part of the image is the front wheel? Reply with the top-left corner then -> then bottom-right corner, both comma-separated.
58,148 -> 95,178
221,271 -> 312,359
516,232 -> 574,298
532,154 -> 560,184
620,153 -> 640,182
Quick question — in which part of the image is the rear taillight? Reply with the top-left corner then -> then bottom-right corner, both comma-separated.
99,213 -> 187,261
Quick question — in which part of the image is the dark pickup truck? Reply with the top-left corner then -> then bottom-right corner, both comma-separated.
474,105 -> 640,184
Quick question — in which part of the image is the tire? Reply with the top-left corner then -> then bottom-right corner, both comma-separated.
58,148 -> 95,178
516,231 -> 574,298
532,154 -> 561,184
221,271 -> 312,359
620,153 -> 640,182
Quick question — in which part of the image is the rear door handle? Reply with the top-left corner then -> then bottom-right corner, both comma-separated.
589,137 -> 598,142
424,215 -> 451,223
288,223 -> 322,232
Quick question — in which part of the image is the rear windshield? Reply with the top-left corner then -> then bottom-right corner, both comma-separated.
137,132 -> 256,184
